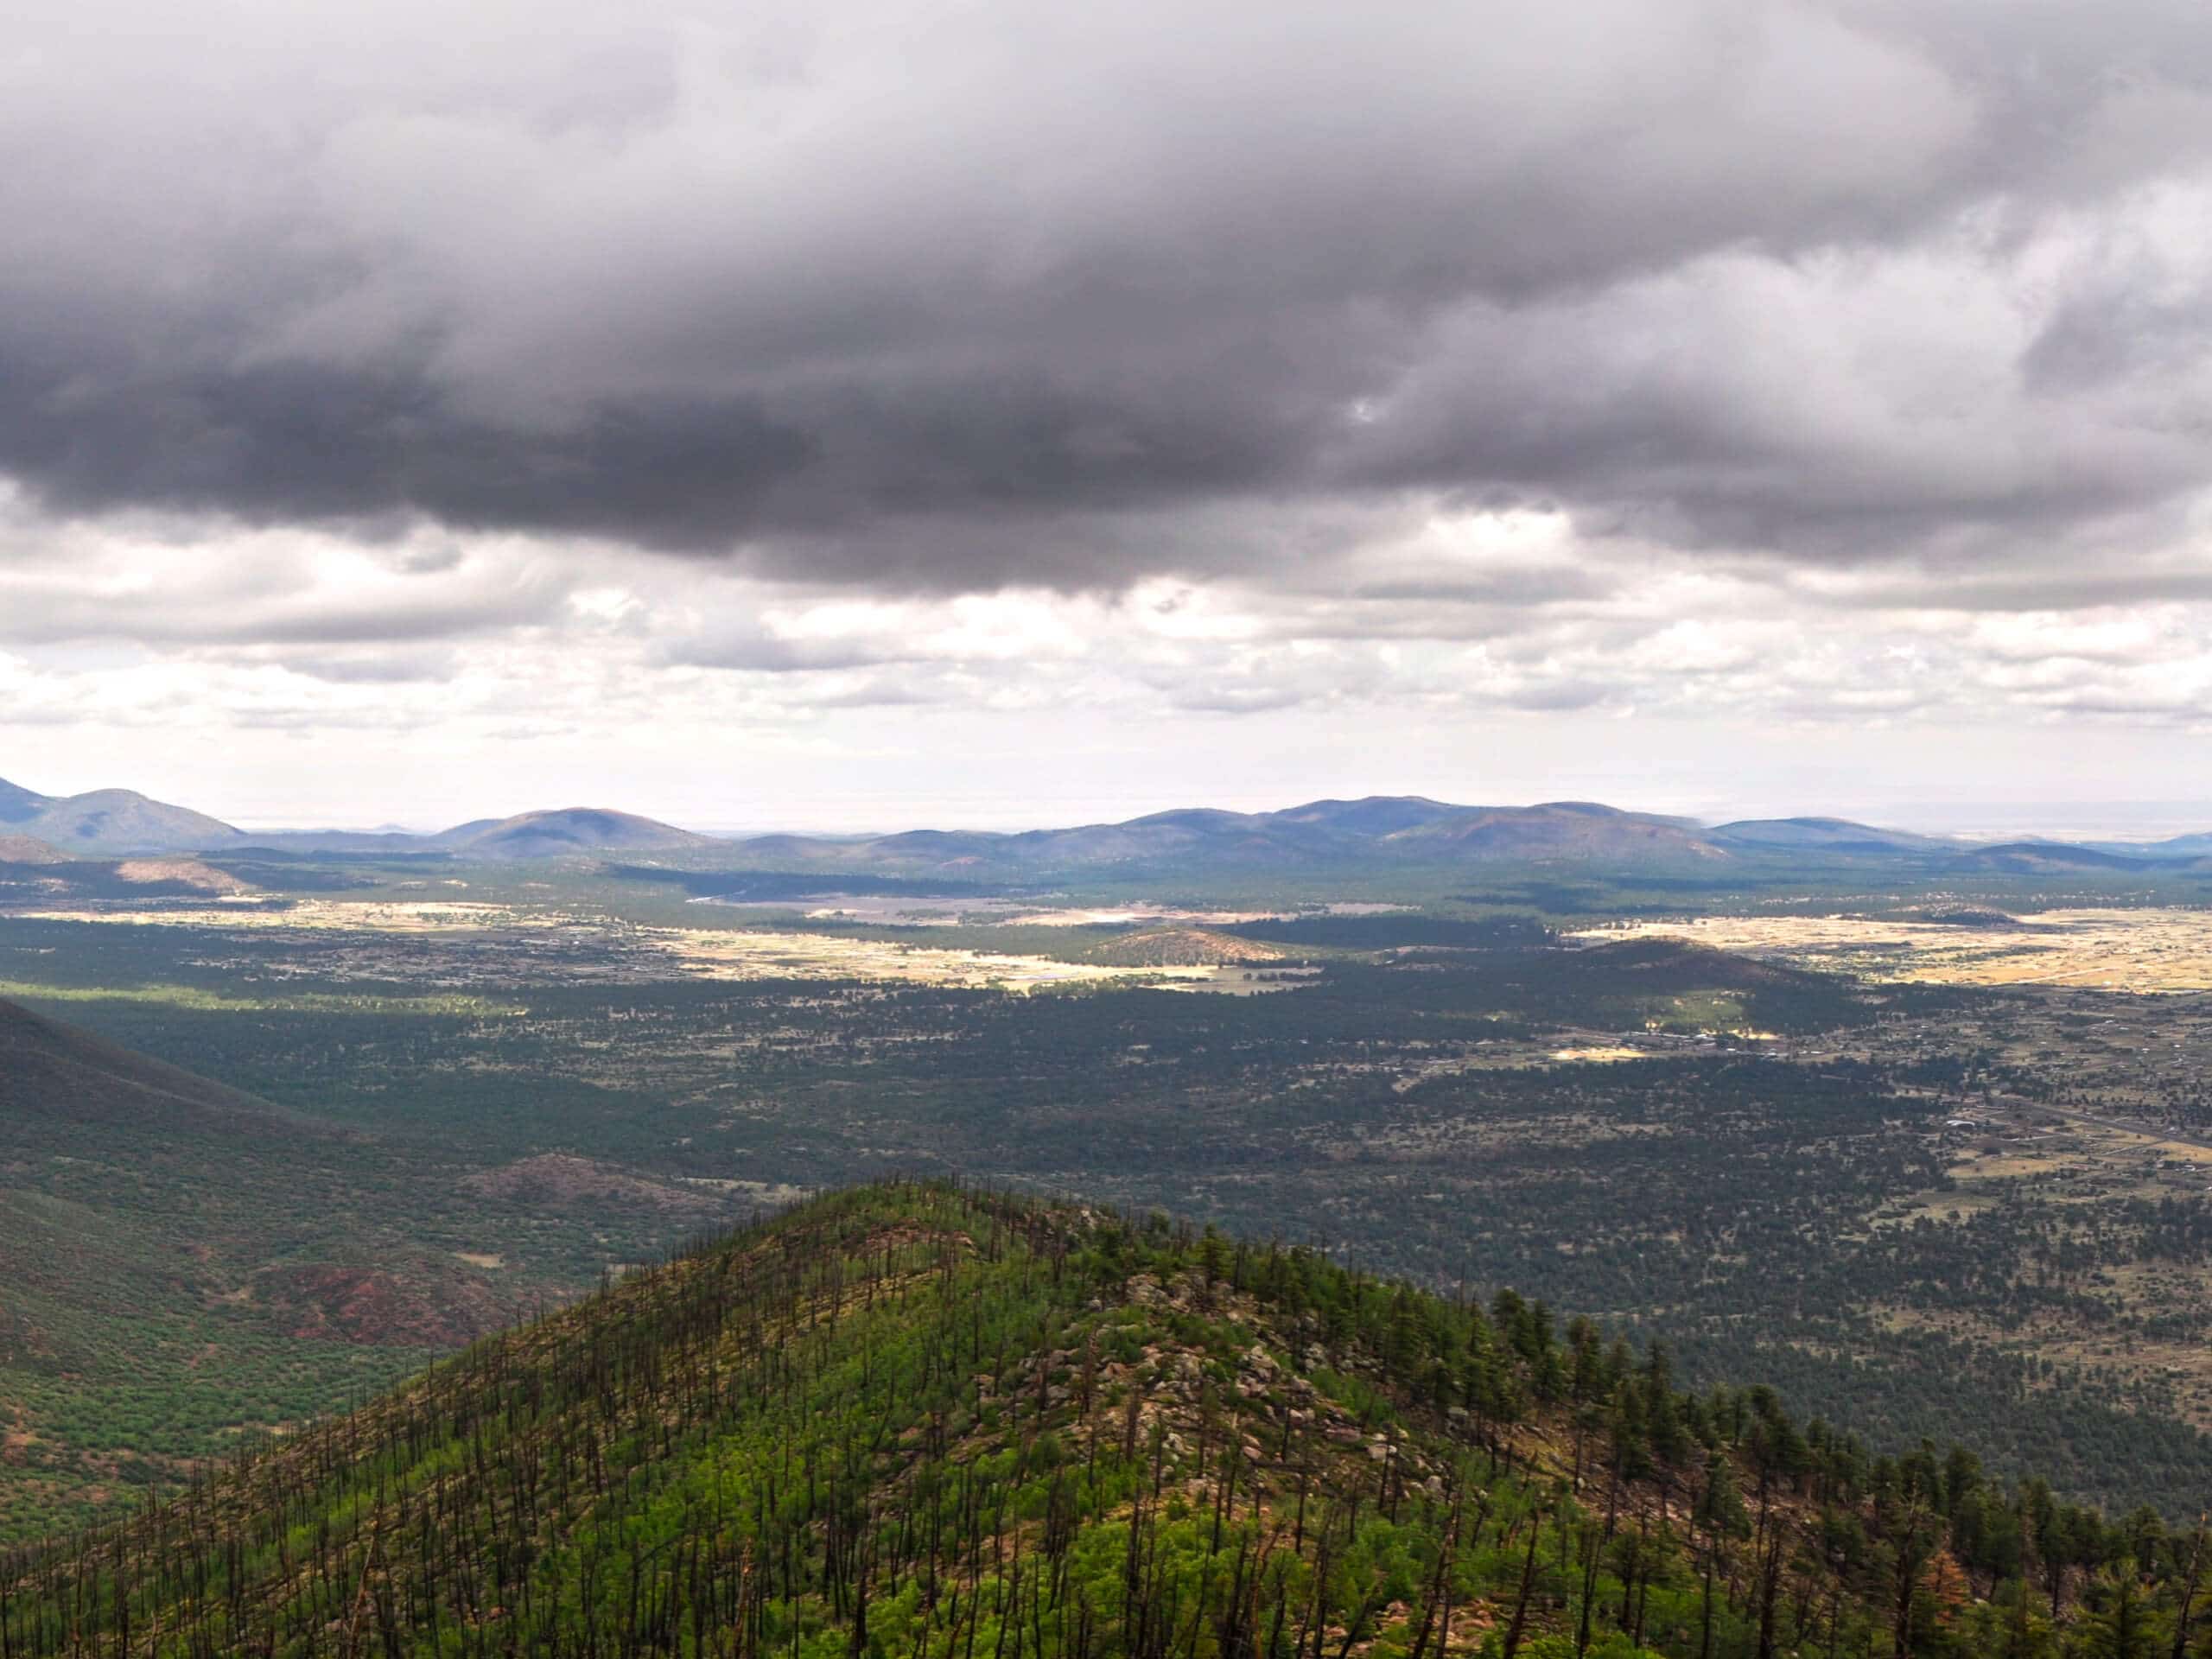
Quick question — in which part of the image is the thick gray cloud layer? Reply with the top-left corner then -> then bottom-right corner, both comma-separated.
8,0 -> 2212,591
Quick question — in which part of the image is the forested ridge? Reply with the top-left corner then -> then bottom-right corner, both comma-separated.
4,1181 -> 2206,1658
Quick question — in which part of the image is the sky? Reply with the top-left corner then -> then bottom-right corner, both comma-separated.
6,1 -> 2212,833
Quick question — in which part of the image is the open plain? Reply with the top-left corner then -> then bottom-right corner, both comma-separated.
1579,906 -> 2212,992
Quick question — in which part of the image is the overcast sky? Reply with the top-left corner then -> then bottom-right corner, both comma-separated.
6,1 -> 2212,831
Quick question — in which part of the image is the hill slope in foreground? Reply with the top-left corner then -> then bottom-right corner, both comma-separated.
0,1000 -> 607,1537
6,1184 -> 2202,1658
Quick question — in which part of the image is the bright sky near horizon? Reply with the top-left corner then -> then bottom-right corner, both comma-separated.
7,3 -> 2212,833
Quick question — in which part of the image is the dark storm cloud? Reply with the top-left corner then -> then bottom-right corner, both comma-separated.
7,0 -> 2212,591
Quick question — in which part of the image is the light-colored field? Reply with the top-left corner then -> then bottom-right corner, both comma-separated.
10,895 -> 1313,993
690,896 -> 1025,923
1003,904 -> 1278,927
20,898 -> 568,931
0,980 -> 522,1016
1573,907 -> 2212,993
998,900 -> 1408,927
648,925 -> 1222,991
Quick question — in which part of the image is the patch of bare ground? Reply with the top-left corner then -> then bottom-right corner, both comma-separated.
654,925 -> 1213,989
2,1408 -> 36,1465
254,1262 -> 515,1347
1578,908 -> 2212,993
458,1152 -> 725,1215
111,857 -> 256,893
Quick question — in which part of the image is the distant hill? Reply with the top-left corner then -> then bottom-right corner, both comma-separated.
1379,799 -> 1729,863
9,1180 -> 2190,1658
254,806 -> 721,859
717,797 -> 1740,876
428,817 -> 503,844
1711,815 -> 1948,853
0,777 -> 47,823
111,855 -> 256,893
2084,830 -> 2212,860
0,849 -> 264,899
1242,794 -> 1467,834
432,806 -> 720,860
1941,840 -> 2163,874
0,775 -> 247,855
1083,925 -> 1287,967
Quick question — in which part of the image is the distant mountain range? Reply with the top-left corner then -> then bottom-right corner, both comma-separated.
713,797 -> 2212,878
725,797 -> 1737,874
0,778 -> 716,860
6,771 -> 2212,875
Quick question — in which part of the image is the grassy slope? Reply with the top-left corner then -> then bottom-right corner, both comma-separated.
0,1182 -> 2191,1657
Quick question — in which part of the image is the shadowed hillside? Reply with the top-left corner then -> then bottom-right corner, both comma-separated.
0,995 -> 310,1132
0,1001 -> 748,1539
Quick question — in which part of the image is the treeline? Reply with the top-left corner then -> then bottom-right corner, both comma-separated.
3,1181 -> 2208,1657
